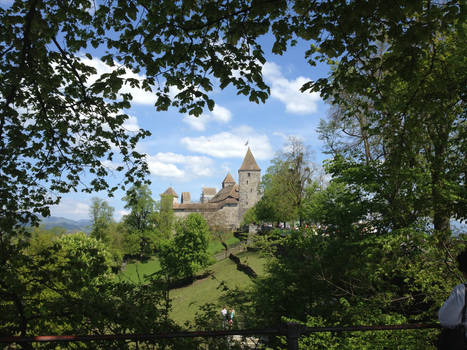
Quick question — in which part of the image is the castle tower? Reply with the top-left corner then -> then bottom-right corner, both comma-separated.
161,187 -> 179,205
238,148 -> 261,222
200,187 -> 216,203
222,173 -> 236,188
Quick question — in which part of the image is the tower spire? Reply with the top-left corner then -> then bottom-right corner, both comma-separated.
239,147 -> 260,171
222,172 -> 236,188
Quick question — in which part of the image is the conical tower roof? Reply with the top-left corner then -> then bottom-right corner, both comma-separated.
238,147 -> 260,171
222,173 -> 236,187
161,187 -> 178,197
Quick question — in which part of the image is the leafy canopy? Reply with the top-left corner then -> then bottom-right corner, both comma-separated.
159,213 -> 211,280
2,0 -> 462,231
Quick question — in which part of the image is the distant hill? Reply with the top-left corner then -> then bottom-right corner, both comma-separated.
40,216 -> 92,233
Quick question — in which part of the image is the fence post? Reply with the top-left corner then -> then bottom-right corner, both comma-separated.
286,322 -> 301,350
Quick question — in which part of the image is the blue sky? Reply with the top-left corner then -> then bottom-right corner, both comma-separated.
48,37 -> 333,221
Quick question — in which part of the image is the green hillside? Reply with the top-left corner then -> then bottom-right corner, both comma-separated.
170,250 -> 265,325
118,249 -> 266,326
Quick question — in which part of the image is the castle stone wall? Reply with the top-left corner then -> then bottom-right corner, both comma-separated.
174,204 -> 239,231
203,204 -> 238,230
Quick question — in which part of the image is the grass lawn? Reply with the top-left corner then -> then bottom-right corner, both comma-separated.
115,233 -> 265,326
235,250 -> 266,276
169,250 -> 265,326
117,232 -> 241,283
117,257 -> 161,283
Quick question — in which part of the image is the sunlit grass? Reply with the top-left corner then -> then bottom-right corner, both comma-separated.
116,232 -> 264,326
117,257 -> 161,283
118,232 -> 242,282
170,251 -> 265,326
207,234 -> 241,255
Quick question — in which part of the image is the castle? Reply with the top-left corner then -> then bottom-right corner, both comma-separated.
161,148 -> 261,230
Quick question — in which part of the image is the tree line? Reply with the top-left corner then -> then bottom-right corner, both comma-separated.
88,185 -> 175,266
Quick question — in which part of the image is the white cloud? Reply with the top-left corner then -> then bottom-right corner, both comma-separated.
181,125 -> 273,160
272,131 -> 289,141
147,159 -> 184,178
123,115 -> 141,132
272,132 -> 309,154
101,159 -> 122,170
146,152 -> 214,180
183,115 -> 208,131
183,104 -> 232,131
263,62 -> 321,115
81,58 -> 190,107
116,209 -> 130,220
211,105 -> 232,122
75,202 -> 90,216
50,199 -> 90,220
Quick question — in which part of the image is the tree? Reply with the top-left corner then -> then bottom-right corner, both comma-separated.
157,194 -> 176,241
317,95 -> 383,164
89,197 -> 114,242
317,26 -> 466,233
256,137 -> 317,226
302,1 -> 464,232
1,232 -> 177,347
3,0 -> 462,233
159,213 -> 211,280
243,226 -> 462,349
0,0 -> 271,233
1,0 -> 464,343
1,233 -> 113,336
1,0 -> 462,242
89,198 -> 126,269
241,206 -> 257,226
122,184 -> 159,259
26,225 -> 60,255
123,185 -> 157,232
255,171 -> 291,225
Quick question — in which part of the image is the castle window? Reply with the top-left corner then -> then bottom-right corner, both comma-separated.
248,172 -> 250,177
246,180 -> 248,184
250,189 -> 253,192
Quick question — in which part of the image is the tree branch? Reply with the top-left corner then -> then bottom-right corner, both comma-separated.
1,0 -> 41,141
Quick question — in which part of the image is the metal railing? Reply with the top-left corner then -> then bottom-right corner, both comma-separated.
0,323 -> 441,350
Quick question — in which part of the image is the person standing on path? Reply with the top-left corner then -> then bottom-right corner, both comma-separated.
221,306 -> 228,328
228,307 -> 235,326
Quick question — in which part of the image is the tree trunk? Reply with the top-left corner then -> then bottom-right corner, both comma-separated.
431,131 -> 451,233
13,295 -> 34,350
357,113 -> 372,164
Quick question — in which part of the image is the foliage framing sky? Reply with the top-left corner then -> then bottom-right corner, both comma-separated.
46,35 -> 331,221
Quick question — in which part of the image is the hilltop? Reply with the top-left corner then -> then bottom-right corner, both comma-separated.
39,216 -> 92,233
